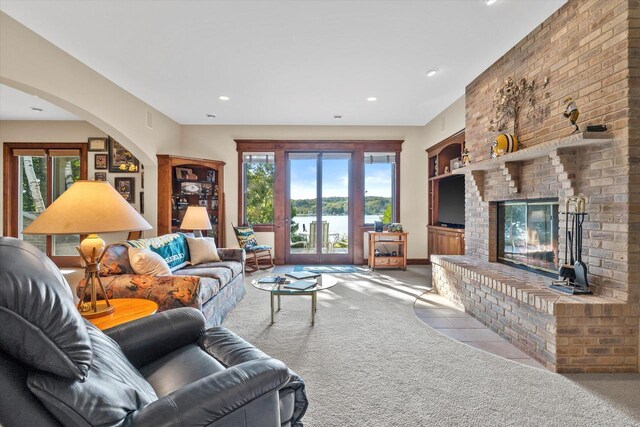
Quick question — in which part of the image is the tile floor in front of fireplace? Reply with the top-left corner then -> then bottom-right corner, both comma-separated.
414,292 -> 544,369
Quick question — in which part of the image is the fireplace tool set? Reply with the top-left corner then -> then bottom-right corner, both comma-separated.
551,194 -> 592,295
551,195 -> 592,295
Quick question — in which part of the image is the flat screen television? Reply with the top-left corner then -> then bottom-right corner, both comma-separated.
438,175 -> 465,228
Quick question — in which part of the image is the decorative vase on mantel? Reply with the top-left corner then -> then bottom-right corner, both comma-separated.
490,133 -> 519,159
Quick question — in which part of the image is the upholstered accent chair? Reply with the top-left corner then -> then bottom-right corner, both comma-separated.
0,237 -> 308,427
233,224 -> 275,272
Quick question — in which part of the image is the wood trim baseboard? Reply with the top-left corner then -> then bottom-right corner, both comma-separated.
408,258 -> 430,265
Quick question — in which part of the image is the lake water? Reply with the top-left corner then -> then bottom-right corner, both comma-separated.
292,215 -> 381,238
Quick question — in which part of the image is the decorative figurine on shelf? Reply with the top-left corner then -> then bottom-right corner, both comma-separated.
563,97 -> 580,134
490,133 -> 518,158
462,148 -> 470,166
387,223 -> 403,232
444,166 -> 450,174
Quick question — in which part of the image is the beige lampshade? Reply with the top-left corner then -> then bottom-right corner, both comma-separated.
181,206 -> 212,231
22,180 -> 152,235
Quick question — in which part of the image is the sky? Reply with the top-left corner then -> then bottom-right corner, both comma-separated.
289,156 -> 392,200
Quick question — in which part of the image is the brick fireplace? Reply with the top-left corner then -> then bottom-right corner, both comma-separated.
431,0 -> 639,373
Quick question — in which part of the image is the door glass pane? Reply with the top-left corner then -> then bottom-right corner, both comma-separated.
322,153 -> 350,254
364,152 -> 395,224
51,156 -> 81,255
18,155 -> 47,253
289,153 -> 317,255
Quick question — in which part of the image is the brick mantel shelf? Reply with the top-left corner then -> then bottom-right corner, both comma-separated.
457,132 -> 613,201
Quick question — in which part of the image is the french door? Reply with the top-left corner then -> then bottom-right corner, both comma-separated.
3,143 -> 87,266
285,152 -> 352,264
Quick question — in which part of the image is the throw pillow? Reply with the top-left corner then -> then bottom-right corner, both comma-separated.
126,233 -> 190,271
28,321 -> 157,427
129,247 -> 172,275
186,236 -> 221,265
233,225 -> 258,249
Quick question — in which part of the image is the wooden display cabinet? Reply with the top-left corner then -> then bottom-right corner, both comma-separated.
426,130 -> 465,259
367,231 -> 408,271
157,155 -> 225,246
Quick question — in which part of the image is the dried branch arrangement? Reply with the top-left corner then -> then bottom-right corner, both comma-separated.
489,76 -> 549,140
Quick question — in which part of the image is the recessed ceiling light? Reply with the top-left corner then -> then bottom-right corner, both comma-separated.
333,114 -> 343,119
484,0 -> 498,5
426,70 -> 438,77
31,107 -> 43,112
367,97 -> 377,102
218,96 -> 230,101
206,113 -> 217,118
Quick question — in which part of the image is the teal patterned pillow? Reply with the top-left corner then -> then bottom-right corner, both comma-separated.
125,233 -> 190,271
234,225 -> 259,249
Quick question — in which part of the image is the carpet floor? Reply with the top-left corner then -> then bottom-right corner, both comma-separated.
224,266 -> 640,426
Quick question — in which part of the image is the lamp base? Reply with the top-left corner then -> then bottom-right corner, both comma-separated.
79,301 -> 115,319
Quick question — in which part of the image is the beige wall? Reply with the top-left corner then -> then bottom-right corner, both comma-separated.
0,12 -> 183,233
423,95 -> 465,149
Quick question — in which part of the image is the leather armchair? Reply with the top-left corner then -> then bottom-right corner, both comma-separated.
0,237 -> 308,427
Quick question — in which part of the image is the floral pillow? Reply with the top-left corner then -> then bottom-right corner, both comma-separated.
233,225 -> 258,249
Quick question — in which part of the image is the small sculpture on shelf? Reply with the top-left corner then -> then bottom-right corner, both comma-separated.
563,97 -> 580,134
490,133 -> 518,158
462,148 -> 470,166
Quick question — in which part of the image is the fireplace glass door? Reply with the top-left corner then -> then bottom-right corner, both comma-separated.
497,200 -> 559,275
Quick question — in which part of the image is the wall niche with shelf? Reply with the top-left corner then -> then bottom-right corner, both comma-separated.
157,155 -> 225,246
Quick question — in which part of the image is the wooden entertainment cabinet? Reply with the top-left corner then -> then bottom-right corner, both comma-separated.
426,130 -> 465,259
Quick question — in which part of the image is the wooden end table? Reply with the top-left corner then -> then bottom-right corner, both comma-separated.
86,298 -> 158,330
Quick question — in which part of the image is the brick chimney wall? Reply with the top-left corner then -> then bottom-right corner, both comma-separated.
464,0 -> 637,302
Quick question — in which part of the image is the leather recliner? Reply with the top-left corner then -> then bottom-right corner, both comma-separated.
0,237 -> 307,427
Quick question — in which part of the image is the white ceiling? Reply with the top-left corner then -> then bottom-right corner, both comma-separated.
0,0 -> 566,126
0,84 -> 79,120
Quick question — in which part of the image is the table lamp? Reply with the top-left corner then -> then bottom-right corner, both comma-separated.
22,180 -> 152,318
180,206 -> 212,237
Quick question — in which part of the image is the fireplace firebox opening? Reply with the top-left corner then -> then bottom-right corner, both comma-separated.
497,199 -> 559,277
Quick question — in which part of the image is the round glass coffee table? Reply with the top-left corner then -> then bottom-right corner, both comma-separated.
251,275 -> 338,325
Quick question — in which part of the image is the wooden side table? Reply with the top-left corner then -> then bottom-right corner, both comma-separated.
367,231 -> 408,270
87,298 -> 158,330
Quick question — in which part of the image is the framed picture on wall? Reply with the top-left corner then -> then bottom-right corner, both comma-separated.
115,177 -> 135,203
140,192 -> 144,214
94,172 -> 107,181
108,137 -> 139,173
87,137 -> 107,152
94,153 -> 108,170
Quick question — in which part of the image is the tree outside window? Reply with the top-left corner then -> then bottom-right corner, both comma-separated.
243,154 -> 275,225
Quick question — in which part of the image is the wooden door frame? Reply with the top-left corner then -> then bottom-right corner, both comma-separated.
284,151 -> 354,265
236,140 -> 403,265
3,142 -> 88,267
